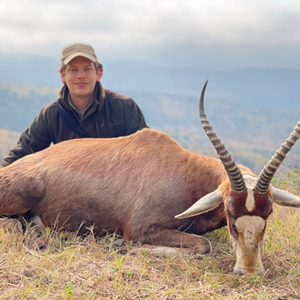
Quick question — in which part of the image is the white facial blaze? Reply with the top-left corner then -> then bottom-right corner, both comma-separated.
243,174 -> 257,212
245,189 -> 255,212
233,215 -> 266,275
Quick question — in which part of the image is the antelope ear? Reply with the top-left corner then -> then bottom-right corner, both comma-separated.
272,187 -> 300,207
175,189 -> 223,219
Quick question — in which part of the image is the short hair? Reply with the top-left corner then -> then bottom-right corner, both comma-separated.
58,61 -> 104,74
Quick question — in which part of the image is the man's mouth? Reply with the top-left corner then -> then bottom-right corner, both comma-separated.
75,83 -> 88,87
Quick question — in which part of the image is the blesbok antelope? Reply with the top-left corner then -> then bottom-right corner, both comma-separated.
0,81 -> 299,275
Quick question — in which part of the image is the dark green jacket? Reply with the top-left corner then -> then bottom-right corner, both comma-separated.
0,82 -> 148,168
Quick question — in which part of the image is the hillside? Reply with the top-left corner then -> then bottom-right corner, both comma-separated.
0,128 -> 20,160
0,82 -> 299,178
1,53 -> 300,110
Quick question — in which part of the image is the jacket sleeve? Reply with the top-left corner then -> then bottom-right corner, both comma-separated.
124,99 -> 148,135
0,108 -> 52,168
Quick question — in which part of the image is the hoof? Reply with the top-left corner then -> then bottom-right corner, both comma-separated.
112,238 -> 126,248
0,218 -> 23,234
191,236 -> 212,255
200,239 -> 212,255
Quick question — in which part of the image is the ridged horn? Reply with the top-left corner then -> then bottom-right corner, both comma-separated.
254,119 -> 300,194
200,81 -> 246,193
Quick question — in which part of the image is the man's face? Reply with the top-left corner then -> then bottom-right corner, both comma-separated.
61,56 -> 102,102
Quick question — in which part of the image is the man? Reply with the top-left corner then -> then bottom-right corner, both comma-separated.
0,43 -> 148,232
0,43 -> 148,168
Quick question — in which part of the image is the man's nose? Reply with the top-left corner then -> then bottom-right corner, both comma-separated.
77,70 -> 86,78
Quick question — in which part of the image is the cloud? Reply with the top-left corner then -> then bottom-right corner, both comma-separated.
1,0 -> 300,69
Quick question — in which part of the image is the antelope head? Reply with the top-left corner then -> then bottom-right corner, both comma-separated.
176,81 -> 300,275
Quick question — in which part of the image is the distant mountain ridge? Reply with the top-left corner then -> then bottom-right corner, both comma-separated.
0,82 -> 299,178
0,52 -> 299,177
1,53 -> 300,110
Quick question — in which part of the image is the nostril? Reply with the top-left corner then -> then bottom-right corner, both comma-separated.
233,269 -> 247,276
233,265 -> 246,276
256,268 -> 265,276
234,266 -> 265,276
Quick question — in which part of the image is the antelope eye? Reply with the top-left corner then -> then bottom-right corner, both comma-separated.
232,224 -> 237,232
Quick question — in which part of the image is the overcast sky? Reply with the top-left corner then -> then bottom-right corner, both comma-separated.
1,0 -> 300,70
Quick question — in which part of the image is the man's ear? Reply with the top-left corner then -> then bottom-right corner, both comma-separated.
97,69 -> 102,81
61,72 -> 66,84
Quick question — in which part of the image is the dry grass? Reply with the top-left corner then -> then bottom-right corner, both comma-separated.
1,176 -> 300,300
0,205 -> 299,300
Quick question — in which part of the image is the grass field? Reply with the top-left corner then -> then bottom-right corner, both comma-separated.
0,204 -> 299,299
0,175 -> 300,299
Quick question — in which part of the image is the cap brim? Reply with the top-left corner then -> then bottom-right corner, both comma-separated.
63,52 -> 96,65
